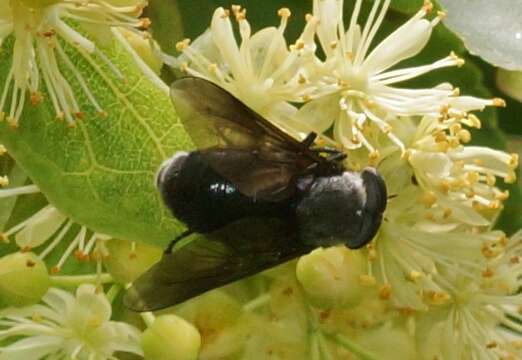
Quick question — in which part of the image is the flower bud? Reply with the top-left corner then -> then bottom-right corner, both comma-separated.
141,314 -> 201,360
0,252 -> 50,306
296,246 -> 367,308
104,239 -> 162,284
496,69 -> 522,102
176,291 -> 247,359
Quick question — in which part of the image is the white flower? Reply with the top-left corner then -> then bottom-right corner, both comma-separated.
371,186 -> 508,310
294,0 -> 505,157
0,284 -> 143,360
406,114 -> 518,221
172,6 -> 318,135
0,183 -> 109,273
0,0 -> 150,126
416,231 -> 522,360
358,112 -> 518,310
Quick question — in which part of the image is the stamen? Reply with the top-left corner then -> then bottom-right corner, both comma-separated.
39,220 -> 73,259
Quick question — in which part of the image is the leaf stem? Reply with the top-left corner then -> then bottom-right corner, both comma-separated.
325,333 -> 379,360
106,283 -> 122,303
242,293 -> 271,312
141,311 -> 156,327
50,273 -> 113,287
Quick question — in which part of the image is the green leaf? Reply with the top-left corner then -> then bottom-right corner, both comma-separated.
0,31 -> 193,247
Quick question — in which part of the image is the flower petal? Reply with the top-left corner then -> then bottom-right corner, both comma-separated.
211,7 -> 244,79
245,27 -> 288,81
409,151 -> 452,178
0,335 -> 63,360
313,0 -> 342,58
363,18 -> 432,75
293,94 -> 339,134
15,206 -> 67,249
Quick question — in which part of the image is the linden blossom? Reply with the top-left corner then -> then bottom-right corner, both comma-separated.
0,284 -> 143,359
293,0 -> 505,159
416,231 -> 522,359
0,183 -> 110,274
0,0 -> 150,126
170,5 -> 320,139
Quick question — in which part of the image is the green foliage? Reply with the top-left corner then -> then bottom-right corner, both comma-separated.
0,33 -> 193,247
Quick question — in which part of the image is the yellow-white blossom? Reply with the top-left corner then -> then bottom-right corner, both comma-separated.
0,0 -> 149,126
0,284 -> 142,359
293,0 -> 504,157
0,183 -> 110,274
416,231 -> 522,360
172,6 -> 318,135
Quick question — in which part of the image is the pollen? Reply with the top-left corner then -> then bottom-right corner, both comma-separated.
495,190 -> 509,201
505,172 -> 517,184
278,7 -> 291,18
0,176 -> 9,187
379,284 -> 392,300
423,0 -> 434,13
486,174 -> 497,186
466,171 -> 480,184
0,145 -> 6,156
367,244 -> 377,261
442,208 -> 452,219
291,39 -> 305,51
440,180 -> 451,194
449,52 -> 465,67
467,114 -> 482,129
368,150 -> 380,165
207,63 -> 218,73
481,267 -> 495,278
492,98 -> 506,107
231,5 -> 246,21
457,129 -> 471,143
434,131 -> 447,143
140,18 -> 151,29
408,270 -> 423,283
30,92 -> 43,106
509,153 -> 519,168
427,291 -> 450,305
436,11 -> 447,20
359,274 -> 376,287
176,38 -> 191,52
0,233 -> 8,243
420,191 -> 437,208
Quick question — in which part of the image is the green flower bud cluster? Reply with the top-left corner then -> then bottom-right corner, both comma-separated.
0,252 -> 49,306
142,315 -> 201,360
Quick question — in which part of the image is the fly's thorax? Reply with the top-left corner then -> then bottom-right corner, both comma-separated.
296,172 -> 367,248
296,168 -> 387,249
155,151 -> 190,190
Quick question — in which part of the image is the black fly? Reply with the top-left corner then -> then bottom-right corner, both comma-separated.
124,77 -> 387,311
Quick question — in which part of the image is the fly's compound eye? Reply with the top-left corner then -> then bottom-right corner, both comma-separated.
155,151 -> 189,189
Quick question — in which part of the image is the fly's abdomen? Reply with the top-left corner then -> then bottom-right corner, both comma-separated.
157,151 -> 289,233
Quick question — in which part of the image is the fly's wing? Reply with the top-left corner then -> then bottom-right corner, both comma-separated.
170,77 -> 323,200
124,218 -> 311,311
